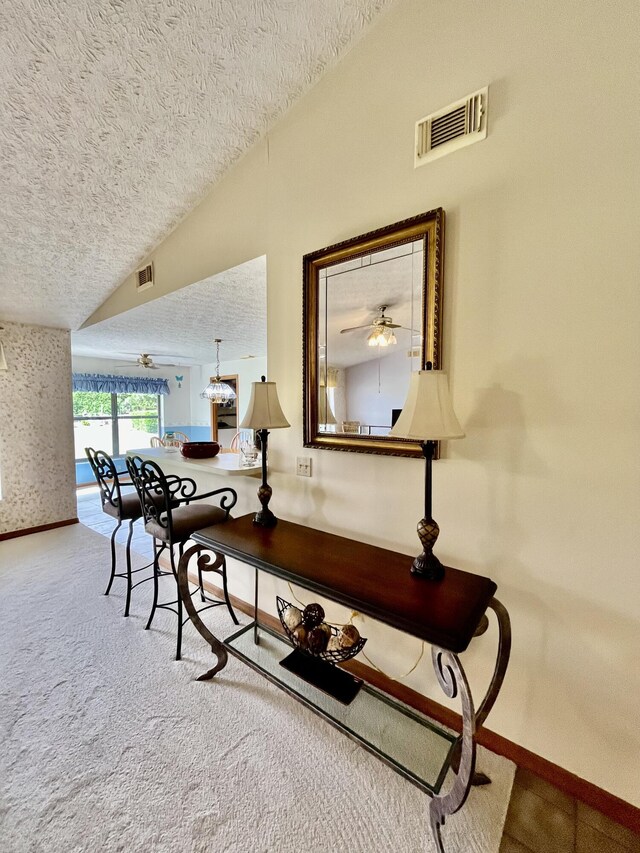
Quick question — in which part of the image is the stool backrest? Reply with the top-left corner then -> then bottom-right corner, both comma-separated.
85,447 -> 123,512
126,455 -> 198,541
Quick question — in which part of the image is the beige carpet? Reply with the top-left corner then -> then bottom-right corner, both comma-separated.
0,524 -> 515,853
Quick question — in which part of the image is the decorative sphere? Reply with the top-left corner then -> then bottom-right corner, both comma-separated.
283,606 -> 303,632
302,603 -> 325,629
307,626 -> 329,655
338,624 -> 360,649
292,625 -> 308,649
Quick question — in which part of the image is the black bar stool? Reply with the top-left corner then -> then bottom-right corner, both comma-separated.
84,447 -> 152,616
126,455 -> 239,660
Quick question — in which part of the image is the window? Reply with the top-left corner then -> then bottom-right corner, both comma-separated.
73,391 -> 162,460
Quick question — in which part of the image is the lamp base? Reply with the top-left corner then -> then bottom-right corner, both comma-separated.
410,551 -> 445,581
253,509 -> 277,528
411,515 -> 444,580
253,463 -> 277,526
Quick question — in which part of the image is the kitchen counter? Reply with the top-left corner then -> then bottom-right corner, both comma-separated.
125,446 -> 261,477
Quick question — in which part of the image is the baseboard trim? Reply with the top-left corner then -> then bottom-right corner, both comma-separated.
185,571 -> 640,834
0,517 -> 79,542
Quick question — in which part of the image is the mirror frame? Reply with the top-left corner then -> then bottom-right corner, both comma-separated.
303,208 -> 445,457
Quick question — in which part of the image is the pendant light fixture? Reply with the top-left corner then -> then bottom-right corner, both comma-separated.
201,339 -> 237,404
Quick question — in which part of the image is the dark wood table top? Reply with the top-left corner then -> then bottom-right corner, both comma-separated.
193,514 -> 497,653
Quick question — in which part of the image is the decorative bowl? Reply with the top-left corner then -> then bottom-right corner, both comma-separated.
276,596 -> 367,664
180,441 -> 220,459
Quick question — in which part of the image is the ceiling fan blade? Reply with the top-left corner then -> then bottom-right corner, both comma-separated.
339,324 -> 371,334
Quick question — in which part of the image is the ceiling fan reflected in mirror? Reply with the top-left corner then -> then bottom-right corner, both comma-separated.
339,305 -> 410,348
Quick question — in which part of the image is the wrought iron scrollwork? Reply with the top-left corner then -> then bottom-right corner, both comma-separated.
428,597 -> 511,852
176,544 -> 230,681
475,598 -> 511,730
429,649 -> 476,853
85,447 -> 122,511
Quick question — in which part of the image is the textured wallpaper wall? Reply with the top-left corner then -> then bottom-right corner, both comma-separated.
0,321 -> 76,535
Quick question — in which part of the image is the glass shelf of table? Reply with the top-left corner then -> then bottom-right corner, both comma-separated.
224,623 -> 458,795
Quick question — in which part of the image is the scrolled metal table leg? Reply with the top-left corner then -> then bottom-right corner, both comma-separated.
429,596 -> 512,850
176,543 -> 229,681
448,597 -> 513,787
465,597 -> 512,786
429,648 -> 476,853
475,598 -> 511,730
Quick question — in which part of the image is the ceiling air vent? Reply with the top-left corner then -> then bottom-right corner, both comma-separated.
415,87 -> 488,167
136,263 -> 154,292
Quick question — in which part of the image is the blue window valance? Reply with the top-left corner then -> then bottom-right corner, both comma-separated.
72,373 -> 170,395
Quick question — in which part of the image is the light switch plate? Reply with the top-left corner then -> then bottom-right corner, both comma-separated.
296,457 -> 312,477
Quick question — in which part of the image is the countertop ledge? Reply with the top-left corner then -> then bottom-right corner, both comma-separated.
126,447 -> 261,477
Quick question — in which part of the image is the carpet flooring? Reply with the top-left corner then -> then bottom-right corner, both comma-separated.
0,524 -> 515,853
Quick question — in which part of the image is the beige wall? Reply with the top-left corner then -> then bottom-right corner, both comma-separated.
84,0 -> 640,805
0,322 -> 76,535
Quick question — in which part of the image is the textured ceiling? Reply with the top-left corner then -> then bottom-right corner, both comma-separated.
0,0 -> 393,330
71,256 -> 266,364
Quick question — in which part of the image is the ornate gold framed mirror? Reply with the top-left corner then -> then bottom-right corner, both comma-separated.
303,208 -> 444,456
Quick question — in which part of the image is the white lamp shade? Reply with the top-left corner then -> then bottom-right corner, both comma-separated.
318,389 -> 336,425
240,380 -> 290,430
389,370 -> 464,441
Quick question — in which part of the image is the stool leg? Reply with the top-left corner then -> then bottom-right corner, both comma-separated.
123,519 -> 134,617
222,556 -> 239,625
145,540 -> 163,630
172,549 -> 183,661
104,520 -> 122,596
198,560 -> 206,602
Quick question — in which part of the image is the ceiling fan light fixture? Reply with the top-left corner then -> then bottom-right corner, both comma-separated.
367,327 -> 384,346
137,353 -> 158,369
367,325 -> 397,347
201,339 -> 237,404
382,327 -> 397,346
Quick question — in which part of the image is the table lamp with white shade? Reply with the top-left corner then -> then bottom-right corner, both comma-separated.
239,376 -> 290,527
389,367 -> 464,580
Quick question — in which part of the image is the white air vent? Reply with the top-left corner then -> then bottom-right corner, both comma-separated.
415,87 -> 488,167
136,263 -> 154,292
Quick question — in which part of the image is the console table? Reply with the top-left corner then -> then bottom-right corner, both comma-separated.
176,514 -> 511,853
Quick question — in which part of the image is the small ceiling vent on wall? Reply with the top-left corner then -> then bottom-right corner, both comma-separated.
415,87 -> 488,167
136,263 -> 154,292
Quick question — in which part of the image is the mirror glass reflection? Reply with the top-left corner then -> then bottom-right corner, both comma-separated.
318,239 -> 423,437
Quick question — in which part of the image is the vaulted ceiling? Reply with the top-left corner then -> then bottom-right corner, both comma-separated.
0,0 -> 393,331
72,256 -> 267,364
